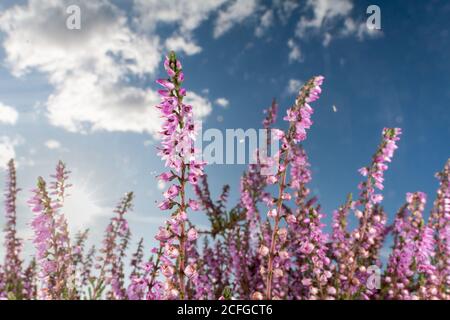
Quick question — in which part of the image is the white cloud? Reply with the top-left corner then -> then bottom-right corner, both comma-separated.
0,0 -> 212,138
0,136 -> 17,169
342,17 -> 381,40
255,9 -> 274,37
165,35 -> 202,55
215,97 -> 230,108
294,0 -> 380,47
214,0 -> 259,38
134,0 -> 229,34
45,139 -> 61,150
143,140 -> 153,147
273,0 -> 299,23
17,156 -> 35,168
287,39 -> 303,63
296,0 -> 353,37
0,1 -> 159,79
45,73 -> 210,135
184,92 -> 213,119
287,79 -> 303,95
46,73 -> 161,134
322,32 -> 332,46
0,102 -> 18,125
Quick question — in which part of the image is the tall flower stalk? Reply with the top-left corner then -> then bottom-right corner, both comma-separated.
28,162 -> 73,300
154,51 -> 205,299
264,76 -> 324,299
91,192 -> 133,300
2,159 -> 23,299
339,128 -> 402,299
429,159 -> 450,299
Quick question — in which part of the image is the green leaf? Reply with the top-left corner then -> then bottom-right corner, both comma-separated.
222,286 -> 232,300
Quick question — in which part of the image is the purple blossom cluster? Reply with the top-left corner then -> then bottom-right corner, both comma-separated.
0,53 -> 448,300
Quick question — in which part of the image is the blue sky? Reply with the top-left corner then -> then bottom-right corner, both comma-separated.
0,0 -> 449,261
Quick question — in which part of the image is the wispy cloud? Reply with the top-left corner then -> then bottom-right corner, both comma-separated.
44,139 -> 62,150
286,79 -> 303,95
165,35 -> 202,55
294,0 -> 381,47
0,136 -> 19,169
0,102 -> 18,125
287,39 -> 303,63
215,97 -> 230,108
214,0 -> 259,38
255,9 -> 274,37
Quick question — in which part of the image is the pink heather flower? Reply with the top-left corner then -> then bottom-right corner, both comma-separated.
161,265 -> 175,278
165,245 -> 179,259
156,79 -> 175,90
358,167 -> 368,176
354,209 -> 363,219
371,194 -> 383,204
155,227 -> 171,241
251,292 -> 264,300
188,174 -> 199,185
300,242 -> 315,255
286,214 -> 297,224
327,287 -> 337,295
281,193 -> 292,200
290,145 -> 312,192
188,199 -> 200,211
271,129 -> 284,140
267,208 -> 278,218
177,210 -> 188,221
158,172 -> 174,182
279,251 -> 289,260
277,228 -> 288,242
266,176 -> 278,184
184,265 -> 198,279
158,199 -> 172,210
169,221 -> 181,236
164,185 -> 180,199
168,288 -> 180,300
273,268 -> 284,278
187,228 -> 198,241
263,99 -> 278,129
258,245 -> 270,257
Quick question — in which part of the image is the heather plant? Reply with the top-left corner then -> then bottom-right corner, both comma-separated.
90,192 -> 133,300
2,160 -> 23,299
0,52 -> 448,300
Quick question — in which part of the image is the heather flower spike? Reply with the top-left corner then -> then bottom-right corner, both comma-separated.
150,51 -> 206,299
265,76 -> 324,299
29,163 -> 74,300
2,159 -> 23,299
